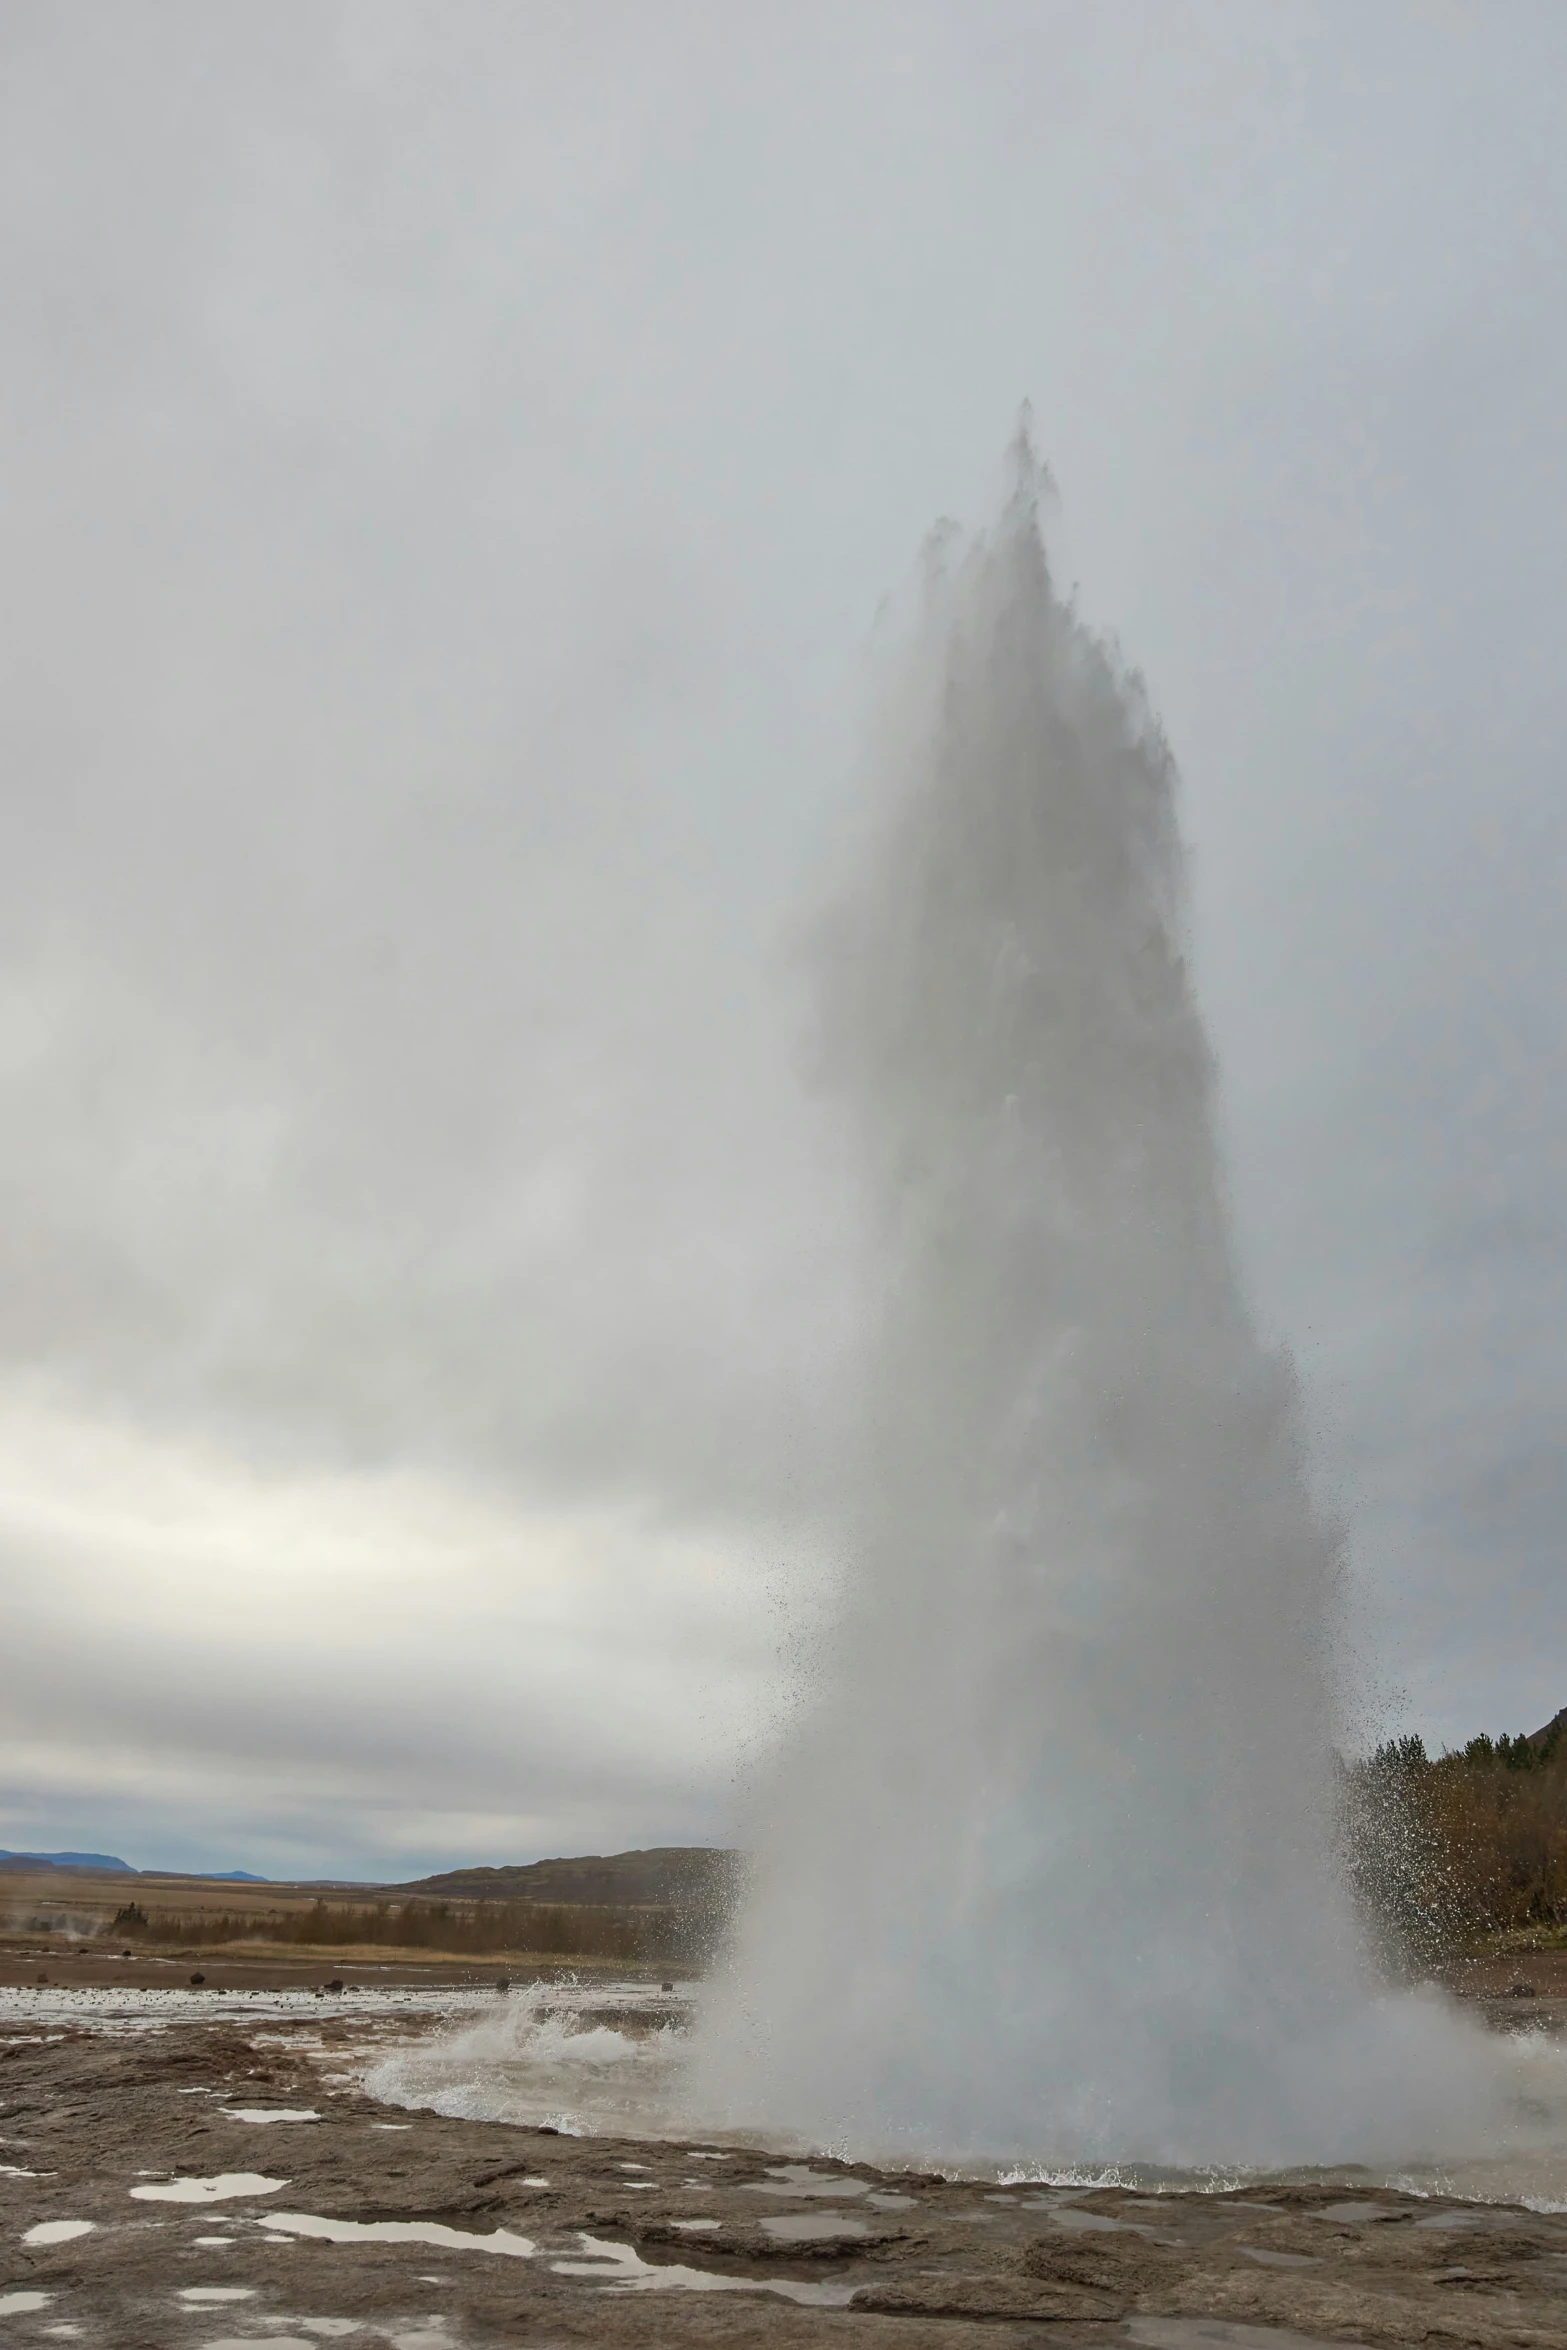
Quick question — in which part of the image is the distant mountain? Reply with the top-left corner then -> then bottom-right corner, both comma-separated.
0,1849 -> 133,1872
392,1846 -> 738,1909
1531,1706 -> 1567,1745
0,1852 -> 268,1880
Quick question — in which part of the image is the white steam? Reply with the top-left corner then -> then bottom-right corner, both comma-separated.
692,451 -> 1514,2169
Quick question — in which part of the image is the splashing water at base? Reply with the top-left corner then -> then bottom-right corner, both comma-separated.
358,1978 -> 1567,2201
367,1980 -> 692,2139
670,442 -> 1567,2179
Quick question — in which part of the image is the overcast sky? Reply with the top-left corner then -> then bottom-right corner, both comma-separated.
2,2 -> 1564,1880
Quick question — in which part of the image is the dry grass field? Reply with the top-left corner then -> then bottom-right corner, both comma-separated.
0,1857 -> 708,1982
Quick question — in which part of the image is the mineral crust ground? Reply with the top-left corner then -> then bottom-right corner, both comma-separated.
4,1992 -> 1567,2349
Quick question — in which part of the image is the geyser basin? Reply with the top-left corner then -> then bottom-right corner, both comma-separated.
689,443 -> 1538,2172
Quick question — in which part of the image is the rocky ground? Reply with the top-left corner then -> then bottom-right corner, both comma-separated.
1439,1938 -> 1567,2016
4,1997 -> 1567,2350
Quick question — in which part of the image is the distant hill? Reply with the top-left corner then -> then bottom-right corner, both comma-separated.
393,1846 -> 738,1909
1,1845 -> 721,1902
0,1849 -> 133,1873
0,1853 -> 268,1881
1532,1706 -> 1567,1745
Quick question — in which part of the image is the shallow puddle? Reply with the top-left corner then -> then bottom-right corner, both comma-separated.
1313,2201 -> 1416,2225
203,2335 -> 372,2350
1051,2207 -> 1163,2236
739,2163 -> 871,2199
262,2212 -> 536,2258
551,2231 -> 856,2306
22,2219 -> 95,2245
759,2211 -> 871,2241
222,2107 -> 321,2124
132,2172 -> 287,2202
1127,2324 -> 1352,2350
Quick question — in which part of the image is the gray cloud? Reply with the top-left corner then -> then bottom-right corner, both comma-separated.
2,2 -> 1566,1869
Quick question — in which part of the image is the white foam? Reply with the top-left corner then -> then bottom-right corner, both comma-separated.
0,1981 -> 498,2040
365,1979 -> 689,2138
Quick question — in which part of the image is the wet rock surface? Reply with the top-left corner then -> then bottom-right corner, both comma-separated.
3,2011 -> 1567,2348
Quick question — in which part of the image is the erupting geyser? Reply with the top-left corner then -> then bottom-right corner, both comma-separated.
694,441 -> 1498,2170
